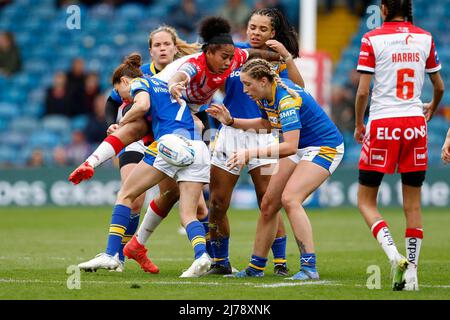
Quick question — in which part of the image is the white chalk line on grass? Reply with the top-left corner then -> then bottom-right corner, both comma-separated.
0,256 -> 193,262
0,278 -> 339,288
1,278 -> 449,290
254,281 -> 342,288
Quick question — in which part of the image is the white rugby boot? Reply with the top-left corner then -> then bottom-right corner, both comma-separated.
78,253 -> 121,272
404,263 -> 419,291
179,253 -> 212,278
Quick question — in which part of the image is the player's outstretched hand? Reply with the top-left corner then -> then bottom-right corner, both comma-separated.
206,103 -> 233,125
354,124 -> 366,144
169,79 -> 188,107
265,39 -> 290,61
226,150 -> 249,171
107,124 -> 119,135
423,102 -> 435,121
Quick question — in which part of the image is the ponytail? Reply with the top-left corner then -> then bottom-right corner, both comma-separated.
241,58 -> 299,99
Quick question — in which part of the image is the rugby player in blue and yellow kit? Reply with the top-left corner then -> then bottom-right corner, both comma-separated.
206,8 -> 304,276
73,53 -> 211,277
207,58 -> 344,280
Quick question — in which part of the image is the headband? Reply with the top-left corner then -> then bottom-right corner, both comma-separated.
204,33 -> 234,45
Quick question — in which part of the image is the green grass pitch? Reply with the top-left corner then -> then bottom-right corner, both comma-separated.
0,206 -> 449,300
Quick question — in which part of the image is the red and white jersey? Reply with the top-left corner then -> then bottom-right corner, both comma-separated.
177,47 -> 249,110
153,53 -> 202,83
357,21 -> 441,120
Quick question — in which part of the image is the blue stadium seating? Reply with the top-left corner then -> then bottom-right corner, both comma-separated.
0,0 -> 448,167
29,131 -> 61,149
41,115 -> 72,136
0,145 -> 16,165
9,117 -> 40,132
71,115 -> 89,131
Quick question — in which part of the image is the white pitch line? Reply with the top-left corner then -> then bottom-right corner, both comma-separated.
1,278 -> 449,290
0,256 -> 193,262
254,281 -> 342,288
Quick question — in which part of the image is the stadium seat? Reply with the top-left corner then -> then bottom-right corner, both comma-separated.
0,131 -> 27,149
41,115 -> 72,135
29,130 -> 61,148
0,102 -> 20,120
9,117 -> 40,132
23,103 -> 44,118
0,145 -> 16,165
71,115 -> 89,131
117,3 -> 146,20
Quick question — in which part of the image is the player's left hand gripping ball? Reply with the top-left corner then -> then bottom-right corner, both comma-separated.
68,161 -> 95,185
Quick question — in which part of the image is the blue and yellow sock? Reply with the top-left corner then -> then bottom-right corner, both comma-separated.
186,220 -> 207,259
247,254 -> 267,275
211,237 -> 229,266
119,213 -> 140,262
106,204 -> 131,258
199,214 -> 213,259
272,235 -> 287,267
300,253 -> 316,271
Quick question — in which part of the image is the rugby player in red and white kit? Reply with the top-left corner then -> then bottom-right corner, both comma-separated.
354,0 -> 444,291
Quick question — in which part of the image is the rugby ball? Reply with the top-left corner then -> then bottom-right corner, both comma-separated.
157,134 -> 195,167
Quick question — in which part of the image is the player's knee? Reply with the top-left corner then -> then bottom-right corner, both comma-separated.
261,195 -> 280,219
359,170 -> 384,188
196,203 -> 208,220
281,192 -> 301,211
209,194 -> 230,215
401,171 -> 426,187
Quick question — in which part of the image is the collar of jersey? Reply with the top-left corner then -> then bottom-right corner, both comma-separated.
382,21 -> 412,27
150,62 -> 157,75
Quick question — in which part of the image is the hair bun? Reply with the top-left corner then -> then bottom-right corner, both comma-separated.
124,53 -> 142,68
199,16 -> 231,42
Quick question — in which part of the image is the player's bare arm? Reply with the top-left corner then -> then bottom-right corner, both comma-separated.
119,91 -> 151,126
227,129 -> 299,170
423,71 -> 445,121
265,39 -> 304,87
354,72 -> 372,143
442,128 -> 450,163
246,48 -> 281,62
206,103 -> 272,131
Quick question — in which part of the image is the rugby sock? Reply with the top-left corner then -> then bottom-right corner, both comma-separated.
106,204 -> 130,257
272,236 -> 287,268
211,237 -> 230,266
300,253 -> 316,271
405,228 -> 423,266
247,254 -> 267,275
86,135 -> 124,168
371,220 -> 402,262
199,214 -> 213,258
119,213 -> 140,262
186,220 -> 207,259
136,200 -> 167,245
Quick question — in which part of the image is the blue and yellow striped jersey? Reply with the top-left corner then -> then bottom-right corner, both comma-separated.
129,76 -> 196,142
258,79 -> 343,149
223,42 -> 289,119
110,62 -> 158,104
